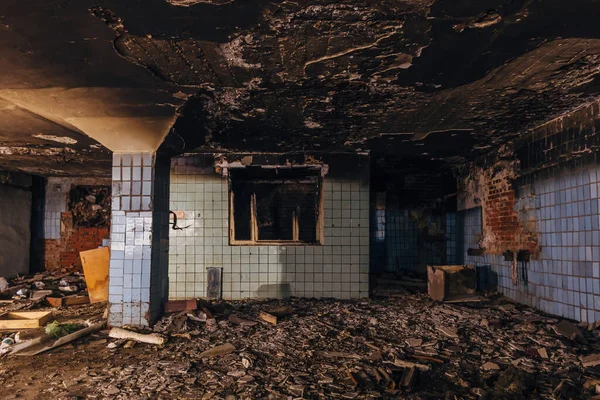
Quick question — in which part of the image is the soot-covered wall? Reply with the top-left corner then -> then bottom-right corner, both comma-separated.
458,103 -> 600,322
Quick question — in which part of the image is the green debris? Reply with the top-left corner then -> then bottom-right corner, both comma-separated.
45,320 -> 84,338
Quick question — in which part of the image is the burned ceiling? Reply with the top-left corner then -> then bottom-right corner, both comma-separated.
0,0 -> 599,175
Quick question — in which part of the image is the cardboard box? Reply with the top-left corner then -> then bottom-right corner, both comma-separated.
47,295 -> 90,307
427,265 -> 476,302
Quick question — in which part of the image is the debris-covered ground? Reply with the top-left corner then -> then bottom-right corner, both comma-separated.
1,288 -> 600,399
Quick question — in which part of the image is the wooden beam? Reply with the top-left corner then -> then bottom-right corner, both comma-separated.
0,311 -> 53,330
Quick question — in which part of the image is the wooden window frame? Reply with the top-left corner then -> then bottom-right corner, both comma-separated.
229,177 -> 324,246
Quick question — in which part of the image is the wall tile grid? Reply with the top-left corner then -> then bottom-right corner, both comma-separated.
460,207 -> 483,259
369,204 -> 386,274
384,209 -> 445,273
462,166 -> 600,323
108,153 -> 168,326
384,209 -> 418,273
445,212 -> 458,264
44,178 -> 69,239
168,156 -> 370,300
421,214 -> 445,267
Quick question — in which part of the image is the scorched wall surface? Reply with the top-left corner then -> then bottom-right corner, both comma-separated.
462,166 -> 600,323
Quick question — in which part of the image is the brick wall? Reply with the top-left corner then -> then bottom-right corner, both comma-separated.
459,161 -> 539,255
44,211 -> 109,272
482,168 -> 538,254
457,102 -> 600,322
43,178 -> 110,272
461,165 -> 600,322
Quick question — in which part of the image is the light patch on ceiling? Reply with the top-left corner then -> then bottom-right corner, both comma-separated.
172,91 -> 190,100
219,35 -> 262,69
304,119 -> 323,129
32,134 -> 78,145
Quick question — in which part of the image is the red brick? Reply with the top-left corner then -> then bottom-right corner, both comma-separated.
164,299 -> 198,313
44,214 -> 109,272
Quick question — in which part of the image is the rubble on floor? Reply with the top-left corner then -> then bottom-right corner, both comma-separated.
0,271 -> 90,311
0,271 -> 105,357
68,185 -> 111,228
373,271 -> 427,297
1,290 -> 600,398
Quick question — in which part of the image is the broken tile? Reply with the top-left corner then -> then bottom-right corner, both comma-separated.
556,320 -> 587,343
437,326 -> 458,338
199,343 -> 236,358
482,362 -> 500,371
581,354 -> 600,368
405,338 -> 423,347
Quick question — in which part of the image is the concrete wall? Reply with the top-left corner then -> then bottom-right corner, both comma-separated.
461,165 -> 600,323
168,154 -> 370,300
0,174 -> 32,277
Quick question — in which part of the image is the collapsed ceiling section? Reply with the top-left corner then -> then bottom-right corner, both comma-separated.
0,0 -> 599,175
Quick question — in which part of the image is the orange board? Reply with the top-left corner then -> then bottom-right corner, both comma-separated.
80,247 -> 109,303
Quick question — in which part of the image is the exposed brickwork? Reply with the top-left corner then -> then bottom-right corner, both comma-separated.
44,239 -> 61,270
458,100 -> 600,323
483,171 -> 538,255
44,178 -> 111,272
44,212 -> 109,272
459,160 -> 539,256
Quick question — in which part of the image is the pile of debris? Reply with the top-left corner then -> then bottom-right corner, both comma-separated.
0,271 -> 107,358
68,185 -> 111,228
0,271 -> 90,312
2,279 -> 600,398
91,294 -> 600,399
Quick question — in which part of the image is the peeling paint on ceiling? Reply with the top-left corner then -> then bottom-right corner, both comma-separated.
0,0 -> 599,176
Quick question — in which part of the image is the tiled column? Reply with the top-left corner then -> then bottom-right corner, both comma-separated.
108,153 -> 170,326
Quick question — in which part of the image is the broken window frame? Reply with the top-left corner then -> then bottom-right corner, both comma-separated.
228,168 -> 324,246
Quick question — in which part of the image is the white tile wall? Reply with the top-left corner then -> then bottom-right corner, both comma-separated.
109,153 -> 157,327
44,178 -> 69,239
169,156 -> 370,300
462,165 -> 600,323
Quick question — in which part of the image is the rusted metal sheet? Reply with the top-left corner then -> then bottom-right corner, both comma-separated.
206,267 -> 222,300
